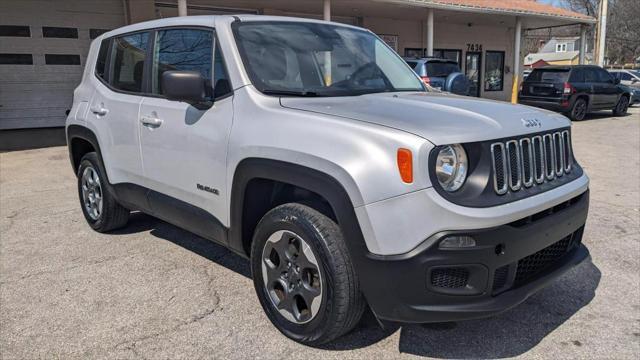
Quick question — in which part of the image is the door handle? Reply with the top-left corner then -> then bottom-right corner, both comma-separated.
90,106 -> 108,116
140,116 -> 163,127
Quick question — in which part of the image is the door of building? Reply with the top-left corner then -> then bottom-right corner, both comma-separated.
465,52 -> 482,97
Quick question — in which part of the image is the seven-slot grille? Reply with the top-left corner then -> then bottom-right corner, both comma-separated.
491,130 -> 572,195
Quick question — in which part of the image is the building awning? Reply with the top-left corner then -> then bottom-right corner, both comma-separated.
379,0 -> 596,24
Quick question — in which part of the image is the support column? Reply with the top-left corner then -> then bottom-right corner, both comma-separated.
596,0 -> 607,66
511,16 -> 522,104
426,9 -> 434,57
178,0 -> 187,16
579,24 -> 587,64
323,0 -> 331,84
323,0 -> 331,21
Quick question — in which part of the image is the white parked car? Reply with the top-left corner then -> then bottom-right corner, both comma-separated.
609,69 -> 640,105
66,15 -> 590,345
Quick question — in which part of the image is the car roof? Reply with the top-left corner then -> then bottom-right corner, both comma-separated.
532,65 -> 603,71
98,14 -> 366,39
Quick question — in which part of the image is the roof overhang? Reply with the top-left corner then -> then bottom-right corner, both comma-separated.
374,0 -> 597,27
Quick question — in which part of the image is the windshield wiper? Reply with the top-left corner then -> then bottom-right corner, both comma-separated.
261,89 -> 320,97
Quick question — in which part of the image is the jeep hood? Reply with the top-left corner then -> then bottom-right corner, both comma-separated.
280,92 -> 570,145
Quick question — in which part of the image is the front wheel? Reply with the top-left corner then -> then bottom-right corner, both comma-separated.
613,96 -> 629,116
568,98 -> 588,121
77,152 -> 129,232
250,203 -> 365,345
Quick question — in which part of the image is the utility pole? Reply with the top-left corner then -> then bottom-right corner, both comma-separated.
595,0 -> 608,66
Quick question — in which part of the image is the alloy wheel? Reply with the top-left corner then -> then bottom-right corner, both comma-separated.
261,230 -> 323,324
573,100 -> 587,120
617,97 -> 629,114
81,166 -> 103,220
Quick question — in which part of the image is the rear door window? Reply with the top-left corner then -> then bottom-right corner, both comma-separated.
109,32 -> 149,93
584,68 -> 598,83
569,68 -> 585,83
619,72 -> 631,81
596,68 -> 613,83
526,69 -> 569,83
425,62 -> 460,77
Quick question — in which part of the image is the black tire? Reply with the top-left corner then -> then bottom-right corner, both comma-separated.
250,203 -> 365,345
77,152 -> 129,232
613,95 -> 630,116
568,97 -> 588,121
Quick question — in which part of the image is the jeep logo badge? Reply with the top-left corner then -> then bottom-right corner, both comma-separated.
521,118 -> 542,128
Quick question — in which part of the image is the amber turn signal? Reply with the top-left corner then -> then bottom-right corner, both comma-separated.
397,148 -> 413,183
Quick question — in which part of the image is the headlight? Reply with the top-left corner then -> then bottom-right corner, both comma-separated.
435,144 -> 468,192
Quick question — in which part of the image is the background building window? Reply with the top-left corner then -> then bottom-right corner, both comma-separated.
0,53 -> 33,64
434,49 -> 462,65
555,43 -> 567,52
402,48 -> 462,65
45,54 -> 80,65
90,29 -> 110,39
42,26 -> 78,38
0,25 -> 30,37
404,48 -> 424,58
484,51 -> 504,91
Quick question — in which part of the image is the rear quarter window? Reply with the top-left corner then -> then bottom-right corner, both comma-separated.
526,69 -> 569,83
95,38 -> 110,80
108,32 -> 149,93
406,61 -> 418,69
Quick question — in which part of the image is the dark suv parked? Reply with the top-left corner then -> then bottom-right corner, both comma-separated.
519,65 -> 631,121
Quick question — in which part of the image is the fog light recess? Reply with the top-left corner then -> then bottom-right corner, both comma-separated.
439,235 -> 476,249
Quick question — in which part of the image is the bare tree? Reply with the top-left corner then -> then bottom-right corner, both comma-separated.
559,0 -> 640,65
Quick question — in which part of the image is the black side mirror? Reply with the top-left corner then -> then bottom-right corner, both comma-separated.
162,70 -> 212,109
613,77 -> 621,85
632,78 -> 638,83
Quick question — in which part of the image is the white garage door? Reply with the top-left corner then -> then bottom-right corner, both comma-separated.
0,0 -> 125,130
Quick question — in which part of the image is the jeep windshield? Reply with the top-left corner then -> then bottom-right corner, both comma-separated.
232,21 -> 425,97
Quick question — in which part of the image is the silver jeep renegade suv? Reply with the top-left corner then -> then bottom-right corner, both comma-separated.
66,15 -> 590,345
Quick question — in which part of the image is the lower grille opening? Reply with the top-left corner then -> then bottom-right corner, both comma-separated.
492,265 -> 509,291
514,234 -> 575,287
491,226 -> 584,295
430,268 -> 469,289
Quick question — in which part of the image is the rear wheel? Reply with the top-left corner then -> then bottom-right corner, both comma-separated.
568,98 -> 587,121
77,152 -> 129,232
251,203 -> 365,345
613,95 -> 629,116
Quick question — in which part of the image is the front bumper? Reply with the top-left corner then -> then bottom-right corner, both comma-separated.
357,190 -> 589,323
